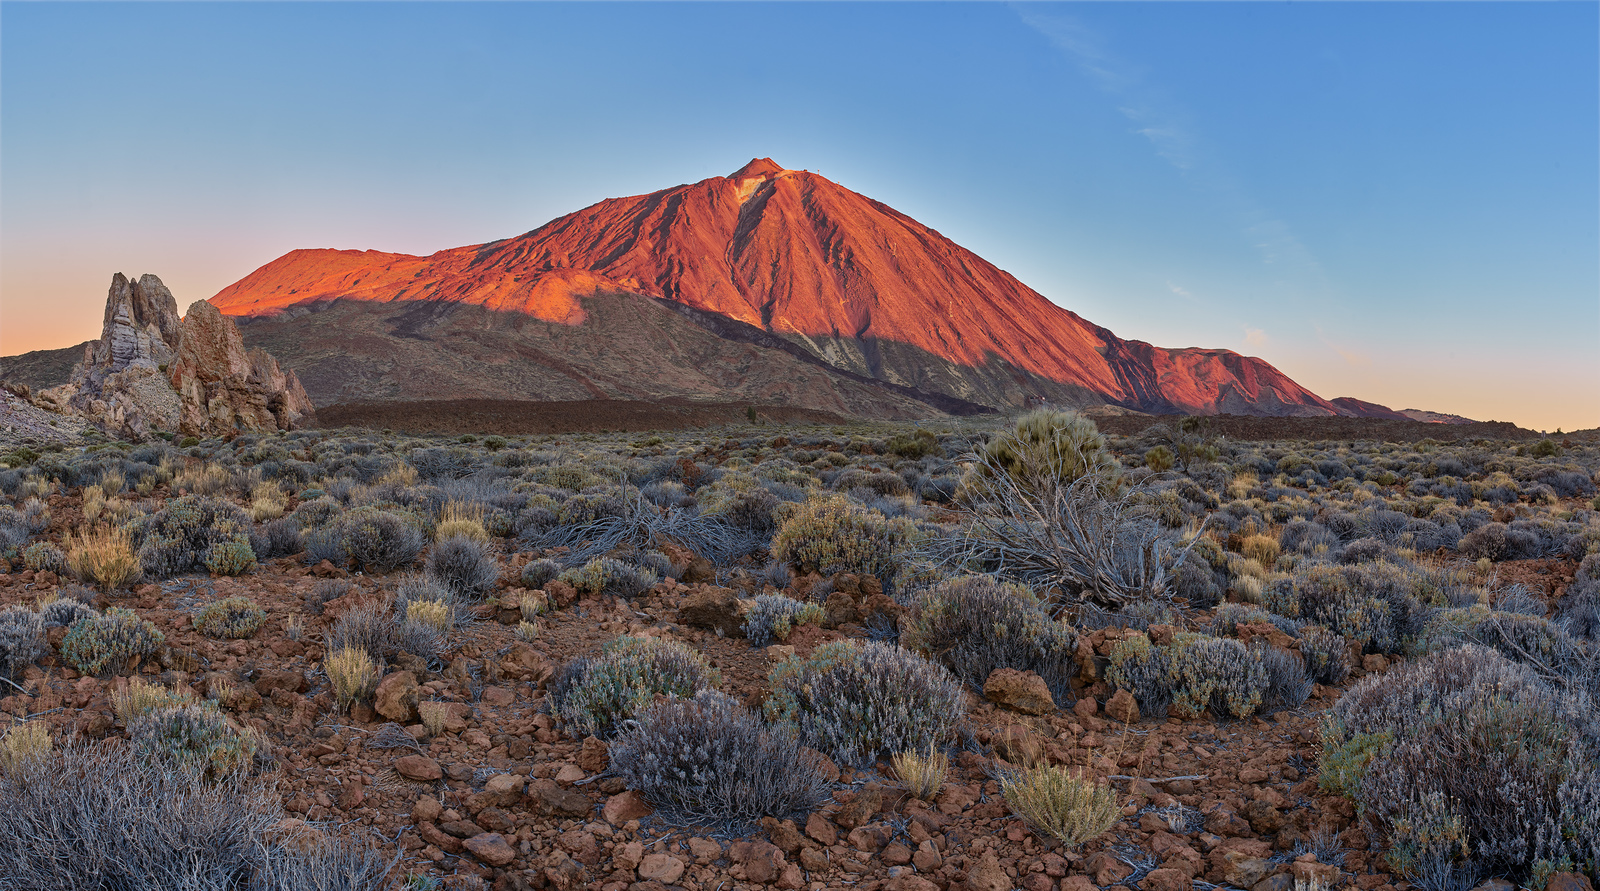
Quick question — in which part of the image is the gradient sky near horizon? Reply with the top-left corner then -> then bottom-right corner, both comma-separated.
2,2 -> 1596,431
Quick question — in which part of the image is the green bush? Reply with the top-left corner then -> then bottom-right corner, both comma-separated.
766,639 -> 965,766
968,409 -> 1119,492
903,575 -> 1078,705
60,607 -> 165,676
771,493 -> 918,585
130,703 -> 256,781
887,429 -> 940,459
194,597 -> 266,639
20,542 -> 67,574
131,495 -> 255,579
547,636 -> 720,739
202,533 -> 257,576
1322,645 -> 1600,885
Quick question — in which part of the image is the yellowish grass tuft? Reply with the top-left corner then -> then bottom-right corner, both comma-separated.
406,599 -> 453,634
0,721 -> 52,773
327,646 -> 378,713
520,591 -> 549,622
891,747 -> 949,800
112,677 -> 197,724
515,620 -> 540,642
67,525 -> 141,591
99,469 -> 126,496
1241,532 -> 1280,567
378,463 -> 419,487
418,701 -> 451,737
1000,765 -> 1120,848
249,481 -> 286,522
436,501 -> 488,543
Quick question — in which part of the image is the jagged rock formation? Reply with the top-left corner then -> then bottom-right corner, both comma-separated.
63,273 -> 184,438
167,300 -> 315,436
49,274 -> 313,439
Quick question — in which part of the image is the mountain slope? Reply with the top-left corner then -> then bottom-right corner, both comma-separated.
211,158 -> 1363,417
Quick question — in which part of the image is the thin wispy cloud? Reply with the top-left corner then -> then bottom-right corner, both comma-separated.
1017,9 -> 1327,282
1244,327 -> 1268,347
1167,281 -> 1196,301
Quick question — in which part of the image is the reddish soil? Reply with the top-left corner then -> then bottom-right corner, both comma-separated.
4,483 -> 1584,891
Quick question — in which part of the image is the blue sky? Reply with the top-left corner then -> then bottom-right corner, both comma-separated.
2,2 -> 1595,430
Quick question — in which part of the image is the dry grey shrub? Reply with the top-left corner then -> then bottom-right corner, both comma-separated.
609,690 -> 832,827
941,444 -> 1200,612
0,606 -> 45,680
423,533 -> 499,600
0,739 -> 275,890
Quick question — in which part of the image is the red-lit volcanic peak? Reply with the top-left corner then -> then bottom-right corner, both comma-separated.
210,160 -> 1363,416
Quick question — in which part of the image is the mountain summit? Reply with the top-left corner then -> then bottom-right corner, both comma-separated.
209,159 -> 1368,417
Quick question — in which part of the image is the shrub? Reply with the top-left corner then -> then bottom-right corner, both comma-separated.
903,575 -> 1078,705
1322,645 -> 1600,886
37,598 -> 95,629
60,607 -> 165,676
424,534 -> 499,600
742,595 -> 825,647
968,409 -> 1119,492
765,639 -> 965,766
999,764 -> 1120,848
1143,445 -> 1175,473
557,556 -> 659,599
1254,640 -> 1313,713
130,703 -> 256,781
1299,625 -> 1352,684
249,518 -> 303,559
520,558 -> 561,589
203,533 -> 257,576
892,747 -> 950,800
0,739 -> 284,890
194,597 -> 267,639
0,721 -> 50,774
338,508 -> 425,573
1106,633 -> 1172,719
20,541 -> 67,574
609,690 -> 832,826
304,579 -> 350,615
771,493 -> 918,585
1264,563 -> 1426,654
132,495 -> 255,580
1167,634 -> 1269,719
326,646 -> 378,713
327,601 -> 441,663
112,677 -> 196,724
947,453 -> 1195,610
548,636 -> 720,740
0,607 -> 45,681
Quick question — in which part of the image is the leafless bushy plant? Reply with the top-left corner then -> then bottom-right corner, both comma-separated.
938,447 -> 1200,611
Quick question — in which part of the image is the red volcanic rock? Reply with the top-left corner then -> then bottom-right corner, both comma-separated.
210,159 -> 1358,416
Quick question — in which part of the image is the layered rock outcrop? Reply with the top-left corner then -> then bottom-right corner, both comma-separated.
53,273 -> 313,439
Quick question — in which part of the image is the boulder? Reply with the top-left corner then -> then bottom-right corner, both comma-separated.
983,668 -> 1056,715
677,586 -> 745,637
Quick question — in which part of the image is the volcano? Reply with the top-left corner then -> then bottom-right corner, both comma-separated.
207,159 -> 1372,418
